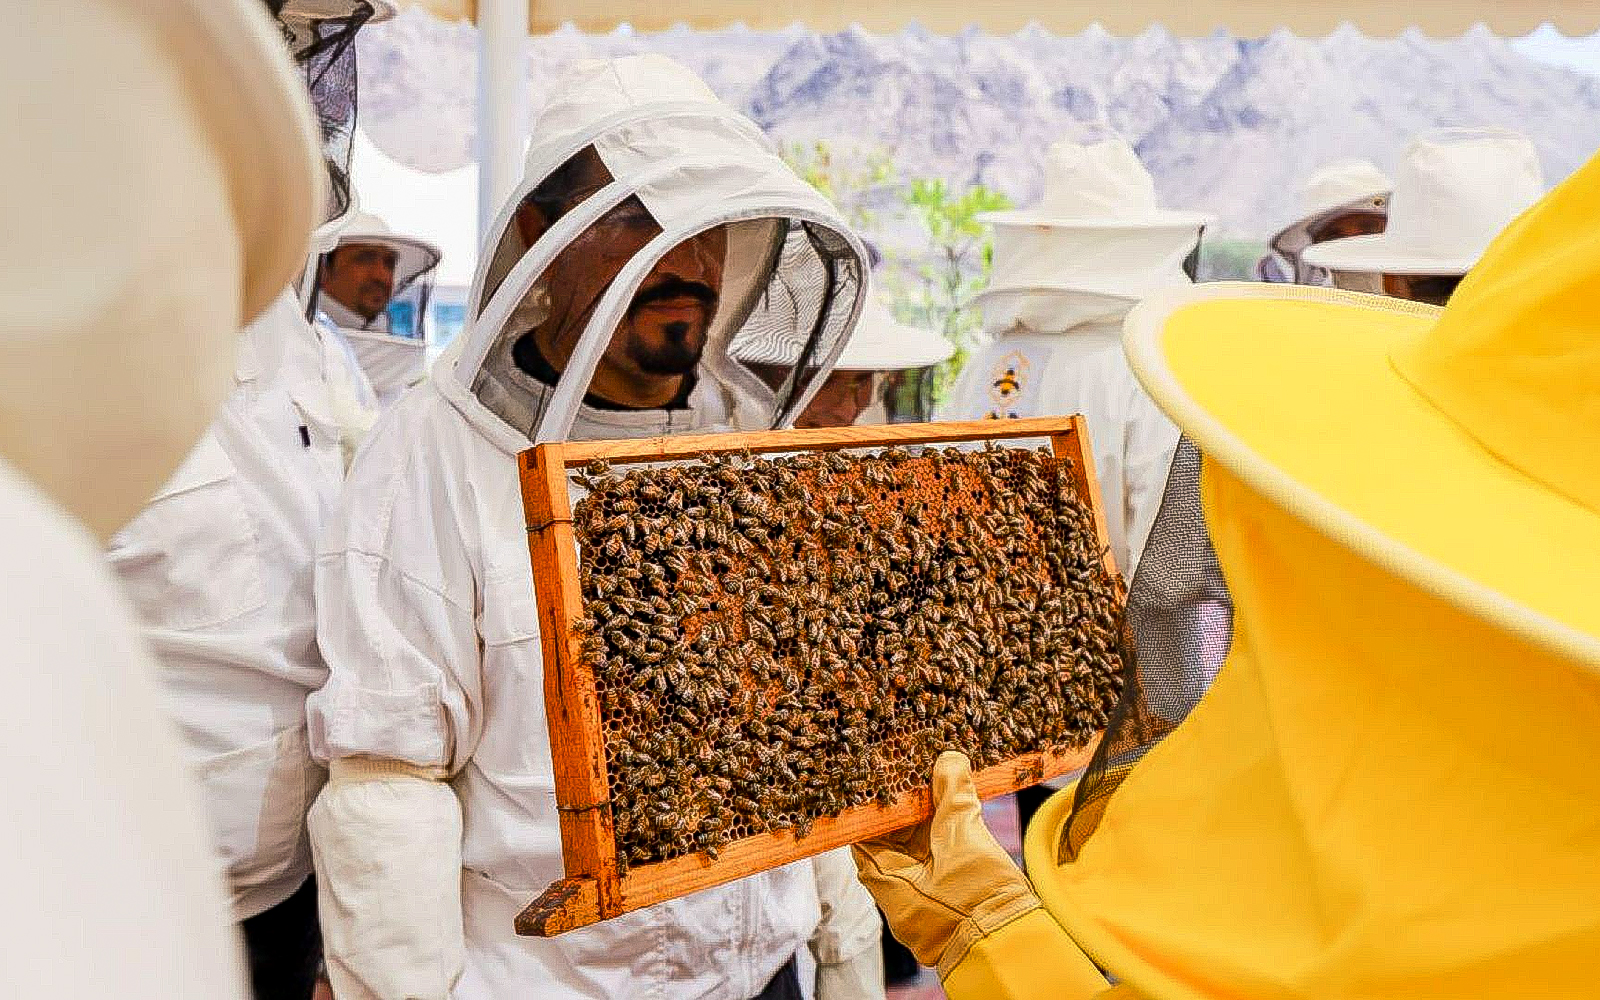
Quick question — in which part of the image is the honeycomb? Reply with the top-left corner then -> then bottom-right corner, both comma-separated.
569,443 -> 1124,873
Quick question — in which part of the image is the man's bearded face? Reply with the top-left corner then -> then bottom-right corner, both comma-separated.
321,243 -> 397,322
518,160 -> 727,381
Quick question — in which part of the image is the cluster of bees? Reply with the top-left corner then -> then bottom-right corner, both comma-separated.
570,443 -> 1124,872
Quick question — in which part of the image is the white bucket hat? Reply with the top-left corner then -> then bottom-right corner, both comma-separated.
832,300 -> 953,370
1262,158 -> 1393,285
972,137 -> 1209,333
1296,158 -> 1393,222
281,0 -> 395,16
980,137 -> 1213,232
323,211 -> 442,302
1302,128 -> 1545,277
734,295 -> 953,372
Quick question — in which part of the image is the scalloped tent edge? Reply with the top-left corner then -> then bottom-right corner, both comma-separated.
395,2 -> 1600,38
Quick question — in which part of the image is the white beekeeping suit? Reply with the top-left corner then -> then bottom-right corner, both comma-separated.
2,0 -> 322,996
303,210 -> 444,410
315,307 -> 384,467
941,136 -> 1206,583
104,2 -> 389,996
306,55 -> 878,1000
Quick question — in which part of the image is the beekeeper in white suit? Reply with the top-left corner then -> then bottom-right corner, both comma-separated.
105,2 -> 390,998
3,0 -> 322,996
1303,128 -> 1544,306
306,55 -> 881,1000
942,136 -> 1206,583
305,210 -> 444,405
1255,158 -> 1391,284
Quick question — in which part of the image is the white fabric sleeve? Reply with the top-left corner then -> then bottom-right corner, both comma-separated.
810,848 -> 886,1000
816,949 -> 886,1000
306,436 -> 482,999
1119,377 -> 1182,581
310,760 -> 464,1000
307,525 -> 483,770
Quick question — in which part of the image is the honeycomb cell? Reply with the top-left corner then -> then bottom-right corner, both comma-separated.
568,445 -> 1124,868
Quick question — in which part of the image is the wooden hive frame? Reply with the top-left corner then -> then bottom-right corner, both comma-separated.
516,415 -> 1121,936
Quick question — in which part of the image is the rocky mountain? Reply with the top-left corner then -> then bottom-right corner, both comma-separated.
357,11 -> 1600,238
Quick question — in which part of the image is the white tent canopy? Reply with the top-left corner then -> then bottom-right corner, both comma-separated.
369,1 -> 1600,291
352,129 -> 479,287
400,0 -> 1599,37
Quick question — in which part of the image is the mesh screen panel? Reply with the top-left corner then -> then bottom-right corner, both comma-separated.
279,4 -> 371,224
1061,436 -> 1234,860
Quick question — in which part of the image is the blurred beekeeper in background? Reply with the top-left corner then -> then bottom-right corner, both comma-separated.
942,135 -> 1206,585
736,258 -> 953,429
1255,158 -> 1391,284
306,55 -> 882,1000
1303,128 -> 1544,307
305,210 -> 443,406
3,0 -> 323,996
104,2 -> 391,998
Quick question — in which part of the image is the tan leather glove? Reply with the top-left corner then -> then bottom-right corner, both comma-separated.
851,751 -> 1041,978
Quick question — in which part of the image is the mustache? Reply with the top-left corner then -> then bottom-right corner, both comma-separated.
629,276 -> 717,312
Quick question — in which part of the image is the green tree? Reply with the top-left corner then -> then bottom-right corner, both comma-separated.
889,178 -> 1011,406
780,140 -> 895,230
780,140 -> 1013,416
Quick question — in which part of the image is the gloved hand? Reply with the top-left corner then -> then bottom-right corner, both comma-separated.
851,751 -> 1040,978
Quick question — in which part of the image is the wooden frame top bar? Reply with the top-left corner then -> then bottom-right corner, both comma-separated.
551,417 -> 1073,466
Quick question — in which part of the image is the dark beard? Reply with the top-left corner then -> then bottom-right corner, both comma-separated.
629,320 -> 703,375
623,276 -> 716,375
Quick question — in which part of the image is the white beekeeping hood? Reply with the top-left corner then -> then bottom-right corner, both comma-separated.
451,55 -> 868,445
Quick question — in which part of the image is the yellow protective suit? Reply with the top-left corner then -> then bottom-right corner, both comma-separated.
865,460 -> 1600,1000
861,145 -> 1600,999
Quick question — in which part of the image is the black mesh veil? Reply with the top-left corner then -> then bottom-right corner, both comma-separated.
1060,436 -> 1234,860
275,2 -> 374,225
746,222 -> 867,427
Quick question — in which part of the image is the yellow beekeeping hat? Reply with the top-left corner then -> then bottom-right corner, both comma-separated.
1022,151 -> 1600,998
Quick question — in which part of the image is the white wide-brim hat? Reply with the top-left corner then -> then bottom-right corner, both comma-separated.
972,217 -> 1204,333
1303,128 -> 1545,277
978,221 -> 1204,298
281,0 -> 396,19
1298,158 -> 1393,221
1268,158 -> 1392,251
979,136 -> 1212,231
832,300 -> 954,370
970,284 -> 1140,334
332,211 -> 442,295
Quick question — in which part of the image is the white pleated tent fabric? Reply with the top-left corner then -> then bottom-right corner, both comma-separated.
398,0 -> 1598,36
351,129 -> 478,287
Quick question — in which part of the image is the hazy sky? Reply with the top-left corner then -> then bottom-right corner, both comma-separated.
1513,25 -> 1600,76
